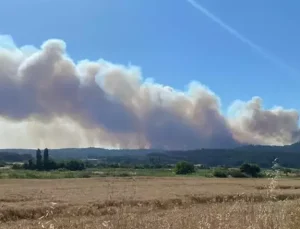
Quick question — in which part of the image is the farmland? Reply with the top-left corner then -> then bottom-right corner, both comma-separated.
1,177 -> 300,228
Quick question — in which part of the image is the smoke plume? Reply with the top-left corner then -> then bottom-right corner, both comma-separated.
0,35 -> 298,149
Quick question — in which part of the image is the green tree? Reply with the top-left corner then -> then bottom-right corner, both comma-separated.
11,163 -> 23,170
0,161 -> 5,167
240,163 -> 261,177
213,168 -> 228,178
28,159 -> 35,170
36,149 -> 43,170
23,159 -> 35,170
65,160 -> 85,171
228,168 -> 246,178
174,161 -> 195,175
47,160 -> 58,170
282,168 -> 292,176
43,148 -> 49,170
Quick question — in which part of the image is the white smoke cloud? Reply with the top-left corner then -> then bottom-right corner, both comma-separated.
228,97 -> 300,146
0,34 -> 298,149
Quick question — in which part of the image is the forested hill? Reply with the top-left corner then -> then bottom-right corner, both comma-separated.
1,142 -> 300,168
165,149 -> 300,168
0,151 -> 32,162
0,148 -> 161,159
236,142 -> 300,152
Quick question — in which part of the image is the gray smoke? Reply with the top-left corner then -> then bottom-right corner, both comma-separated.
0,35 -> 298,149
228,97 -> 300,146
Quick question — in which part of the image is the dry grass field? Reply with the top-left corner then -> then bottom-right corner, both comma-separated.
1,177 -> 300,228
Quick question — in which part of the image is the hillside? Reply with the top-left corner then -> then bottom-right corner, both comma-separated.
0,152 -> 32,162
1,142 -> 300,167
0,148 -> 161,159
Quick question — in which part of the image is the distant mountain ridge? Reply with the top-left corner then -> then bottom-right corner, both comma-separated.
1,142 -> 300,168
0,148 -> 162,159
236,142 -> 300,152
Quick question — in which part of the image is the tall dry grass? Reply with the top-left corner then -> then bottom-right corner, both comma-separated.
3,197 -> 300,229
2,172 -> 300,228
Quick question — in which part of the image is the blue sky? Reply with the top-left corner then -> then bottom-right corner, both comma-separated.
0,0 -> 299,113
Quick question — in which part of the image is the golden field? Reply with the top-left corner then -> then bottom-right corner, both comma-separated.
1,177 -> 300,228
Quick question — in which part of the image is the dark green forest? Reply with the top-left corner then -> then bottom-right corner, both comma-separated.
1,142 -> 300,168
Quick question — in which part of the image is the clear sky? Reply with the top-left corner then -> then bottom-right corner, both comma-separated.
0,0 -> 299,113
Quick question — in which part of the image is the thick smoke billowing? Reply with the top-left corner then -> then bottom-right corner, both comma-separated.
0,35 -> 299,149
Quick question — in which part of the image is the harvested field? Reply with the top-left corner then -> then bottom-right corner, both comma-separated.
1,177 -> 300,228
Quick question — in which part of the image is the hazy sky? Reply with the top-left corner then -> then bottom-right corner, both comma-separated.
0,0 -> 299,149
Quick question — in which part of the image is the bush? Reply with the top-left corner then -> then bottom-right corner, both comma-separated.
0,161 -> 6,167
46,160 -> 58,170
205,173 -> 214,178
65,160 -> 85,171
56,168 -> 68,172
11,163 -> 23,170
195,164 -> 210,169
78,172 -> 92,178
282,168 -> 292,176
228,168 -> 246,178
256,172 -> 265,178
116,172 -> 131,177
174,161 -> 195,175
134,164 -> 145,169
63,172 -> 76,178
240,163 -> 261,177
213,168 -> 228,178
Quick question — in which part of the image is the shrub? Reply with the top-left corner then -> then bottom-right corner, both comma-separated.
174,161 -> 195,175
78,172 -> 92,178
46,160 -> 58,170
228,168 -> 246,178
134,164 -> 145,169
11,163 -> 23,170
63,172 -> 76,178
256,172 -> 265,178
56,168 -> 68,172
240,163 -> 261,177
205,173 -> 214,178
282,168 -> 292,176
213,168 -> 228,178
116,172 -> 131,177
65,160 -> 85,171
195,164 -> 210,169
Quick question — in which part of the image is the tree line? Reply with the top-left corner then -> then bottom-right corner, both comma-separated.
16,148 -> 86,171
174,160 -> 263,177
